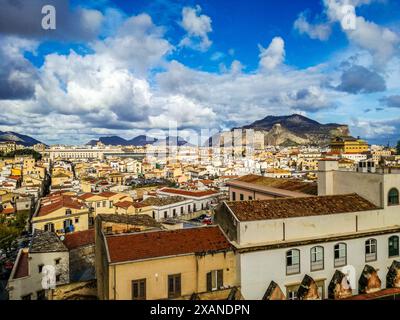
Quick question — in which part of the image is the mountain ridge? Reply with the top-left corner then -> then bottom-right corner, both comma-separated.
0,131 -> 43,147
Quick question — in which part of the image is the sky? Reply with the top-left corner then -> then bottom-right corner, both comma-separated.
0,0 -> 399,145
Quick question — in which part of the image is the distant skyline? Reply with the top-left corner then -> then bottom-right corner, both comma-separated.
0,0 -> 399,145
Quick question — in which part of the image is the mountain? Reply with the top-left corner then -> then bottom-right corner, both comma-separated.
209,114 -> 350,147
87,135 -> 189,147
0,131 -> 43,147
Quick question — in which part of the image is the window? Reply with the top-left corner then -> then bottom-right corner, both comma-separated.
286,249 -> 300,275
55,258 -> 61,265
168,274 -> 181,299
56,274 -> 61,282
109,201 -> 113,208
207,270 -> 223,291
286,285 -> 299,300
132,279 -> 146,300
152,211 -> 155,219
193,204 -> 197,211
240,194 -> 244,201
181,207 -> 183,214
75,217 -> 79,224
365,239 -> 377,262
388,188 -> 399,206
232,192 -> 236,201
164,211 -> 168,219
334,243 -> 347,267
310,246 -> 324,271
389,236 -> 399,257
102,201 -> 107,207
173,209 -> 177,217
249,196 -> 253,200
44,223 -> 54,233
97,202 -> 101,208
65,209 -> 72,215
38,264 -> 44,273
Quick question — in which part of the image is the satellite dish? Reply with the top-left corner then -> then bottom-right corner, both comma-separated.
59,235 -> 65,241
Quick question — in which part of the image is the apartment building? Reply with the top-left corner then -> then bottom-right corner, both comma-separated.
215,159 -> 400,300
32,194 -> 90,234
7,230 -> 69,300
157,188 -> 220,212
96,226 -> 238,300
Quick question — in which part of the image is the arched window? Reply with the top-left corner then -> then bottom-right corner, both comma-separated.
286,249 -> 300,275
388,188 -> 399,206
334,243 -> 347,267
365,239 -> 377,262
389,236 -> 399,257
310,246 -> 324,271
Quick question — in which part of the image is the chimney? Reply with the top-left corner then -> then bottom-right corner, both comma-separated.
317,160 -> 338,196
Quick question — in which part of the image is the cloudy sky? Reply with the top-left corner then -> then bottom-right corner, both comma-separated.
0,0 -> 399,145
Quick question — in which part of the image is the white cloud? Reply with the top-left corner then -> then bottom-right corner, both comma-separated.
294,12 -> 332,41
295,0 -> 399,68
179,5 -> 213,51
258,37 -> 285,71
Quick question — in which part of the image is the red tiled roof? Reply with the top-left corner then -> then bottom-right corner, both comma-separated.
37,195 -> 85,217
159,188 -> 218,198
78,193 -> 96,200
98,191 -> 117,198
1,207 -> 16,215
13,251 -> 29,279
114,201 -> 134,209
106,226 -> 232,264
63,229 -> 95,250
8,175 -> 21,181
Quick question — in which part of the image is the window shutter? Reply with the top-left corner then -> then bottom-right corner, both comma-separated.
217,270 -> 223,289
206,272 -> 212,292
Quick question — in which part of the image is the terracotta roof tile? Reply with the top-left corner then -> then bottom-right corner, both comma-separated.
63,229 -> 95,250
37,195 -> 85,217
105,226 -> 232,263
225,193 -> 379,221
13,251 -> 29,279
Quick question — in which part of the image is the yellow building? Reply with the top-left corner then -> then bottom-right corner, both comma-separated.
32,194 -> 89,234
0,141 -> 17,154
330,136 -> 369,154
78,191 -> 133,216
96,226 -> 238,300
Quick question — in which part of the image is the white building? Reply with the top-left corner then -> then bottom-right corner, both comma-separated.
7,230 -> 69,300
215,159 -> 400,300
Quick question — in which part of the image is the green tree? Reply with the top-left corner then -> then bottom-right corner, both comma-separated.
397,140 -> 400,155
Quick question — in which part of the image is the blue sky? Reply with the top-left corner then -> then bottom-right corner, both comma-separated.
0,0 -> 399,145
